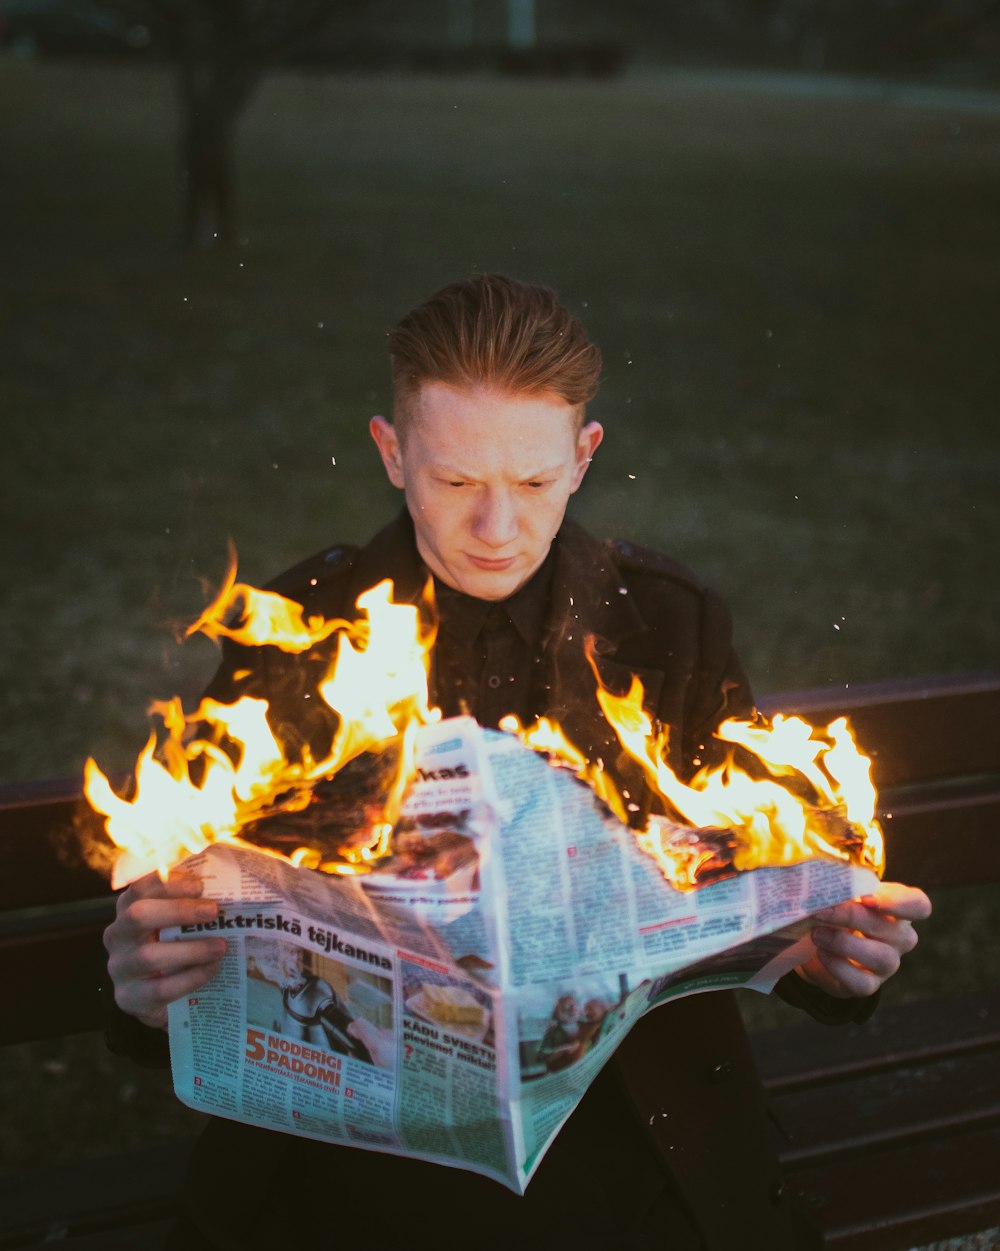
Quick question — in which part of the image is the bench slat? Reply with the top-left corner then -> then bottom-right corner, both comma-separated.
878,780 -> 1000,888
772,1048 -> 1000,1165
752,989 -> 1000,1089
752,992 -> 1000,1247
787,1122 -> 1000,1251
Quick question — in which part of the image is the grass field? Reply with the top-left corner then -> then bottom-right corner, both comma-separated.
2,61 -> 998,783
1,59 -> 998,1173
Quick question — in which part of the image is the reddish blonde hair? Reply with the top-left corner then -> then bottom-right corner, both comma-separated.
388,273 -> 602,431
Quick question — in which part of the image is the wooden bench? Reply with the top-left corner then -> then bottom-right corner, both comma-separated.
753,673 -> 1000,1250
2,672 -> 999,1249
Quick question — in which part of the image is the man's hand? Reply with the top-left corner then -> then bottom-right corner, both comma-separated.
104,870 -> 227,1031
797,881 -> 932,999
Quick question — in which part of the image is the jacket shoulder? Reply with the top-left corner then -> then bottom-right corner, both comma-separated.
604,535 -> 752,742
606,537 -> 708,599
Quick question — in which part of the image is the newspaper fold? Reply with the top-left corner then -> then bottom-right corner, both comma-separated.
166,716 -> 876,1194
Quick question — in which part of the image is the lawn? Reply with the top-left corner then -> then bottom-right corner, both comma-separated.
0,58 -> 997,1169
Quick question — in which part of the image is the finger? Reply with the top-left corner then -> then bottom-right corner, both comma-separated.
812,926 -> 905,980
105,896 -> 219,951
812,889 -> 930,935
857,882 -> 933,921
808,901 -> 886,938
812,908 -> 919,952
115,960 -> 224,1029
109,934 -> 228,983
809,947 -> 883,998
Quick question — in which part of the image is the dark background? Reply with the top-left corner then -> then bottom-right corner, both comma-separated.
1,0 -> 997,1176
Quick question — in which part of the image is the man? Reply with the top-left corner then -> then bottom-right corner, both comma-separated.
104,274 -> 930,1249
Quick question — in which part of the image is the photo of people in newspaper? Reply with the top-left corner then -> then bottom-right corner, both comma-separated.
517,975 -> 633,1081
246,935 -> 395,1069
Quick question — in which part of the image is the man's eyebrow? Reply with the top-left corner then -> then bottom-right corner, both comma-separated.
427,463 -> 477,479
428,463 -> 565,481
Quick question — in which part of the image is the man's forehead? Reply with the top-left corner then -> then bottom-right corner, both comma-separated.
407,381 -> 581,434
402,384 -> 581,469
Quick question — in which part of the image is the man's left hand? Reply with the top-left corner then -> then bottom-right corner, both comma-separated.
797,882 -> 932,999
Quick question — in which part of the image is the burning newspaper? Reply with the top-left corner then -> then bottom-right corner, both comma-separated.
162,718 -> 876,1193
85,570 -> 882,1193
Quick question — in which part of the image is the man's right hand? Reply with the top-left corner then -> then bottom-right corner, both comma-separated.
104,870 -> 227,1031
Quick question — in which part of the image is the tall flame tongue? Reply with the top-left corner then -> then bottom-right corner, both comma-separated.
504,640 -> 884,892
594,667 -> 883,890
84,555 -> 437,889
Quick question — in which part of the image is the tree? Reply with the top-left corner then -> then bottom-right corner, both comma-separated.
123,1 -> 349,248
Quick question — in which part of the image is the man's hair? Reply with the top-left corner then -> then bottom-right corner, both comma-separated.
388,273 -> 602,431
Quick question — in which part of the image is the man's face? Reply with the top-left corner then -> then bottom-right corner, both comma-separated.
370,382 -> 603,601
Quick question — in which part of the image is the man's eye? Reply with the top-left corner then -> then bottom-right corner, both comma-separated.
525,481 -> 550,490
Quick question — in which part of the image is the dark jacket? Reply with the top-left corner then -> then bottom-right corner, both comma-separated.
113,513 -> 869,1251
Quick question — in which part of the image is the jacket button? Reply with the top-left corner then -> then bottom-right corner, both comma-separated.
708,1059 -> 734,1082
771,1181 -> 786,1205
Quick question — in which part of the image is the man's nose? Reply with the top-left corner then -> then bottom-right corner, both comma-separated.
471,489 -> 519,548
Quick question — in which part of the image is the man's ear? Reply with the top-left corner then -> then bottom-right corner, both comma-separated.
570,421 -> 604,492
369,415 -> 406,489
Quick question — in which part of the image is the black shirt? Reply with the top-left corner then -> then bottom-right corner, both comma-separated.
431,545 -> 555,728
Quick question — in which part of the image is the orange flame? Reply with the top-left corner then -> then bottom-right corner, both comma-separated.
503,646 -> 883,891
84,571 -> 438,888
593,673 -> 884,888
184,542 -> 355,653
85,551 -> 882,898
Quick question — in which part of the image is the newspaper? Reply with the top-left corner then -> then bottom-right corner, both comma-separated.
166,716 -> 877,1194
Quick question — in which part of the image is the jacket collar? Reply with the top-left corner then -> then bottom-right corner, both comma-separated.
344,510 -> 429,608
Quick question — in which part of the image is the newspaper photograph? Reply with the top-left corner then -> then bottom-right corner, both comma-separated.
166,715 -> 877,1194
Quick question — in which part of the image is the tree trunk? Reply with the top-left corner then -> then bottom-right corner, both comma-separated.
171,9 -> 261,250
181,109 -> 237,248
158,0 -> 342,249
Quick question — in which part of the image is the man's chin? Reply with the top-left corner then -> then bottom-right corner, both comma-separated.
449,562 -> 527,602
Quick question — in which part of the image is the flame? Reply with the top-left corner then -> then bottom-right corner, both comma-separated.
85,548 -> 882,898
184,541 -> 354,653
592,671 -> 884,889
503,647 -> 883,892
84,571 -> 438,888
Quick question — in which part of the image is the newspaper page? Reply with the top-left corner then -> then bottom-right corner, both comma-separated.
166,716 -> 877,1194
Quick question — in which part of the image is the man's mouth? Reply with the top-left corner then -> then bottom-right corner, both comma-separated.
467,554 -> 517,572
